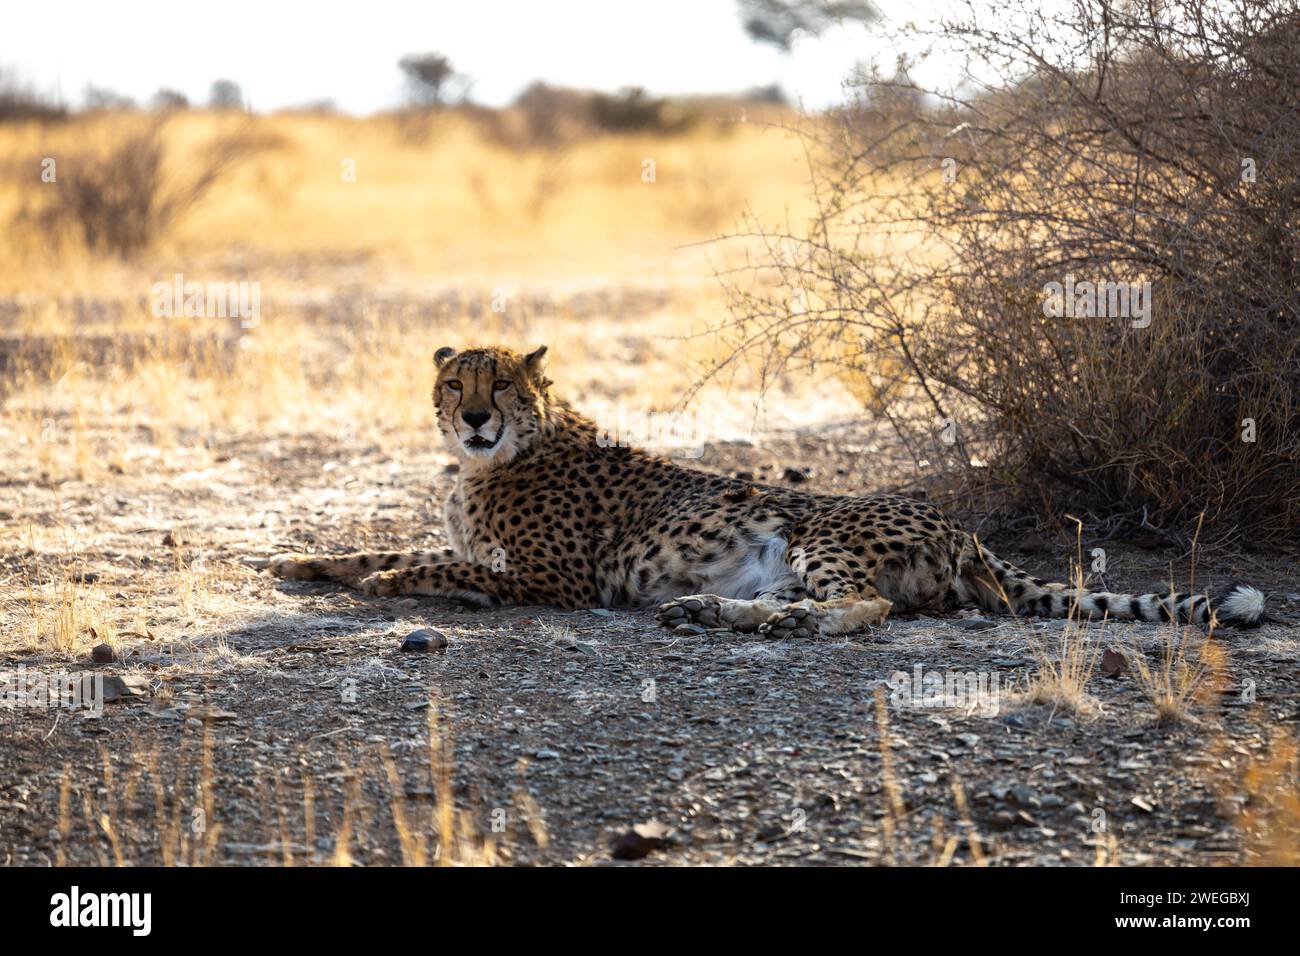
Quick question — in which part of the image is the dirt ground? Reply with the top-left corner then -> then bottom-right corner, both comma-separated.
3,417 -> 1299,866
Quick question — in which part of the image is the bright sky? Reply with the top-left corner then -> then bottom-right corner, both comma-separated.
2,0 -> 953,113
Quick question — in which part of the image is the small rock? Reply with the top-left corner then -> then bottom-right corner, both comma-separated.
400,629 -> 449,652
611,821 -> 670,860
782,467 -> 809,484
90,643 -> 114,664
197,708 -> 238,723
101,675 -> 151,703
162,531 -> 181,547
674,623 -> 706,636
534,748 -> 561,760
1010,786 -> 1040,808
1101,648 -> 1127,678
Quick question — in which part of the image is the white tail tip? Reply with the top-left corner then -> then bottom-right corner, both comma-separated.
1216,584 -> 1266,628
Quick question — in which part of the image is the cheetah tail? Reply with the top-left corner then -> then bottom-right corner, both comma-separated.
960,541 -> 1266,629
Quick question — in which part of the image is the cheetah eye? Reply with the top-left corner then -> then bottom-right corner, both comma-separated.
493,380 -> 513,391
445,380 -> 462,391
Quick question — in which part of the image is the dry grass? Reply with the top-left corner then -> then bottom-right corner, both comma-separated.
1020,621 -> 1104,717
0,109 -> 816,287
1126,623 -> 1230,725
39,693 -> 542,866
1235,730 -> 1300,865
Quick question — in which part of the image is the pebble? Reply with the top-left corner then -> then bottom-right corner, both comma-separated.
400,629 -> 449,652
1010,786 -> 1040,808
91,643 -> 114,664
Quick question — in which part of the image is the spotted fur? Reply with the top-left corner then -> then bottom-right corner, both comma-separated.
268,345 -> 1267,636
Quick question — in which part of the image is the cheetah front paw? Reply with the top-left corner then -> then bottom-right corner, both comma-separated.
656,595 -> 724,631
268,553 -> 327,581
757,603 -> 826,640
360,570 -> 404,598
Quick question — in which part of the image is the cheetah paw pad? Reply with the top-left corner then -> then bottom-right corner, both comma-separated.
757,604 -> 825,640
655,595 -> 724,630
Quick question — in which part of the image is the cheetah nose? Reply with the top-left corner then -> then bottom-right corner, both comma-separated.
461,409 -> 491,430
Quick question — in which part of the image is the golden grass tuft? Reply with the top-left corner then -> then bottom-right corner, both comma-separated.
1236,730 -> 1300,865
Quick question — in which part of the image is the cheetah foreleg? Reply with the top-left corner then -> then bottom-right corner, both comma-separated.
269,549 -> 454,583
757,593 -> 893,639
656,594 -> 786,633
358,560 -> 524,605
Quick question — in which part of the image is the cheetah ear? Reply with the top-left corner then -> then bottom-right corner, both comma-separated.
524,345 -> 551,389
434,347 -> 457,368
524,345 -> 548,371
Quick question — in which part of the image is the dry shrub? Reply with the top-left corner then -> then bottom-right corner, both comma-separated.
0,68 -> 67,123
711,0 -> 1300,545
480,83 -> 712,151
19,117 -> 250,258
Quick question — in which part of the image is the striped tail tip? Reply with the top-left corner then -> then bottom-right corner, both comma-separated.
1213,583 -> 1267,628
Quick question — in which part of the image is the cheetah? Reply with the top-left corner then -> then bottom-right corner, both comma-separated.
268,344 -> 1266,636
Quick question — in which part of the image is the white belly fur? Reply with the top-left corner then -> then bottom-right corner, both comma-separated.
693,533 -> 797,600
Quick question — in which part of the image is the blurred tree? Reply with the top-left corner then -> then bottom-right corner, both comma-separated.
83,84 -> 135,110
738,0 -> 878,51
0,68 -> 67,121
151,88 -> 190,110
208,79 -> 244,109
399,53 -> 470,106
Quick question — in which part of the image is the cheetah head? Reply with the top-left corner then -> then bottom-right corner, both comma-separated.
432,345 -> 551,467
